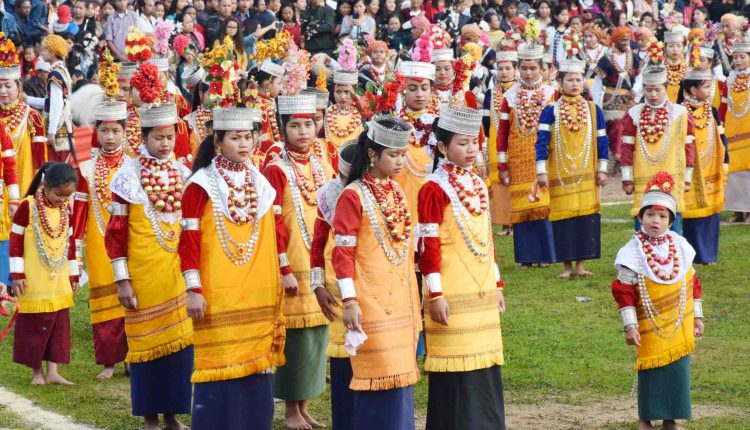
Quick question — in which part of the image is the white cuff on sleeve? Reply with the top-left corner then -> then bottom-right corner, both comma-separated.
337,278 -> 356,300
694,299 -> 703,319
494,263 -> 501,283
10,256 -> 24,274
598,159 -> 609,173
619,306 -> 638,328
183,269 -> 202,290
621,166 -> 633,181
536,161 -> 548,175
424,273 -> 443,294
112,258 -> 130,281
69,260 -> 80,276
685,167 -> 694,182
8,184 -> 19,201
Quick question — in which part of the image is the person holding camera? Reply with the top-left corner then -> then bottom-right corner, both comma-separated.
301,0 -> 336,56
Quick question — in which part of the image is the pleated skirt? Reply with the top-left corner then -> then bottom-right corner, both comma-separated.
354,385 -> 415,430
129,345 -> 193,416
425,365 -> 506,430
682,214 -> 720,264
192,372 -> 274,430
552,213 -> 601,262
638,355 -> 692,421
512,219 -> 556,264
273,325 -> 328,400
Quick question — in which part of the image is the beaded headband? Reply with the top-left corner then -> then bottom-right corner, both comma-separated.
663,31 -> 685,44
0,65 -> 21,80
367,116 -> 413,149
94,101 -> 128,121
733,42 -> 750,54
138,103 -> 178,127
558,59 -> 586,74
496,51 -> 518,63
277,94 -> 317,115
642,66 -> 667,85
333,70 -> 359,86
518,43 -> 544,60
338,140 -> 358,177
212,107 -> 259,131
432,48 -> 454,63
438,104 -> 482,136
684,69 -> 712,81
397,61 -> 436,81
149,57 -> 169,72
260,58 -> 285,78
640,190 -> 677,216
118,62 -> 138,80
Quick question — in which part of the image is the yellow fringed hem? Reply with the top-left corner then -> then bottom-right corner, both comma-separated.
635,342 -> 695,371
423,351 -> 505,373
549,207 -> 600,222
284,313 -> 330,329
326,343 -> 350,359
349,370 -> 421,391
511,207 -> 550,224
125,335 -> 194,364
191,352 -> 286,383
18,297 -> 73,314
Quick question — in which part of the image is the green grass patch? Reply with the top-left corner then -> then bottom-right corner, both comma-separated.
0,206 -> 748,429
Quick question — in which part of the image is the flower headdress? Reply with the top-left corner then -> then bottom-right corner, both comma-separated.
99,48 -> 121,100
0,32 -> 19,68
525,17 -> 541,43
644,171 -> 675,194
130,63 -> 162,105
412,33 -> 434,63
279,41 -> 310,96
337,39 -> 358,72
251,30 -> 291,63
200,37 -> 241,108
428,25 -> 452,49
316,67 -> 327,91
645,37 -> 664,66
452,45 -> 480,100
125,27 -> 152,63
561,29 -> 583,59
358,72 -> 407,119
498,31 -> 523,51
153,19 -> 175,57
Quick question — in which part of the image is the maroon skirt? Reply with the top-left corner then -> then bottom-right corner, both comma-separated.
92,317 -> 128,366
13,308 -> 71,369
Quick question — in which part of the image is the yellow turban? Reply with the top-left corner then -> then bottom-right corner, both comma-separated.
43,35 -> 68,59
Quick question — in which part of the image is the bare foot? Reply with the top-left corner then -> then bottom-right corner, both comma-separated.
96,366 -> 116,380
300,410 -> 325,428
557,271 -> 572,279
638,420 -> 655,430
31,373 -> 45,385
662,420 -> 684,430
517,263 -> 531,270
286,414 -> 312,430
538,263 -> 551,268
575,270 -> 593,277
45,373 -> 74,385
163,415 -> 188,430
144,416 -> 160,430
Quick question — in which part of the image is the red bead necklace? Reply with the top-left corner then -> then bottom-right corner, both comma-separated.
517,80 -> 546,131
363,172 -> 412,242
288,149 -> 325,206
36,190 -> 68,239
637,230 -> 681,281
216,156 -> 258,223
638,103 -> 669,144
139,156 -> 184,213
326,104 -> 362,139
559,96 -> 588,132
444,163 -> 488,216
94,148 -> 124,204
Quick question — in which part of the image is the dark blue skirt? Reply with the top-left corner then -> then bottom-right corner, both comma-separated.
192,373 -> 274,430
426,366 -> 506,430
330,358 -> 355,430
552,214 -> 601,262
682,214 -> 720,264
512,219 -> 556,264
354,386 -> 415,430
129,346 -> 193,416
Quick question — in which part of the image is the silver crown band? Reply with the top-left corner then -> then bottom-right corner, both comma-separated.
664,31 -> 685,44
118,62 -> 138,80
94,101 -> 128,121
0,65 -> 21,80
640,189 -> 678,215
182,66 -> 206,87
542,52 -> 553,64
138,103 -> 178,127
684,69 -> 712,81
431,48 -> 454,63
642,66 -> 667,85
334,70 -> 359,85
497,51 -> 518,63
397,61 -> 436,81
212,107 -> 259,131
733,42 -> 750,54
149,57 -> 169,72
302,88 -> 329,110
367,116 -> 412,149
249,108 -> 263,125
338,141 -> 358,177
438,104 -> 483,136
277,94 -> 317,115
260,58 -> 285,77
518,43 -> 544,60
558,59 -> 586,74
699,46 -> 716,58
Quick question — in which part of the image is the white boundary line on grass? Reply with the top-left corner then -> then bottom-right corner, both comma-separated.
0,386 -> 101,430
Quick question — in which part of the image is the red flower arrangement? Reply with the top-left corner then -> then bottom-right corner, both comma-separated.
645,171 -> 675,194
125,28 -> 152,63
130,63 -> 162,104
358,72 -> 406,119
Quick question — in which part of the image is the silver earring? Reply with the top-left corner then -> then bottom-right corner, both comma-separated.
369,160 -> 375,167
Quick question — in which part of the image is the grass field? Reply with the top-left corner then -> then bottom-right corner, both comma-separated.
0,204 -> 748,429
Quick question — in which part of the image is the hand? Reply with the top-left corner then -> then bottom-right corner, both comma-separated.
625,327 -> 641,347
694,318 -> 705,337
47,133 -> 55,146
685,181 -> 692,192
623,183 -> 634,195
12,279 -> 26,296
9,203 -> 17,218
429,297 -> 450,326
499,169 -> 510,185
117,280 -> 137,309
536,173 -> 549,189
71,281 -> 79,293
282,273 -> 299,296
314,287 -> 338,321
596,172 -> 608,186
498,289 -> 506,315
187,291 -> 207,319
343,301 -> 363,332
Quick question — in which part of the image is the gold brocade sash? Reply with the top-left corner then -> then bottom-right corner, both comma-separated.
507,110 -> 550,223
125,204 -> 193,363
191,207 -> 285,383
635,270 -> 695,370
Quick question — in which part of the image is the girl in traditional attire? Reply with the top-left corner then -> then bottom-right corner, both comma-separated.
611,172 -> 704,430
310,142 -> 358,430
333,116 -> 420,430
536,58 -> 609,278
10,162 -> 78,385
496,42 -> 556,268
664,31 -> 687,103
484,48 -> 517,236
432,47 -> 455,104
619,65 -> 695,234
178,107 -> 285,430
679,70 -> 729,264
721,42 -> 750,223
263,94 -> 333,430
304,87 -> 339,171
105,100 -> 193,430
250,59 -> 284,154
419,105 -> 506,430
72,100 -> 129,380
326,48 -> 365,150
182,69 -> 213,157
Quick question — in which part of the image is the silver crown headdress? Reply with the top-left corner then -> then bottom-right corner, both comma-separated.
212,107 -> 259,131
138,103 -> 178,127
397,61 -> 436,81
367,116 -> 413,149
94,101 -> 128,121
438,104 -> 482,136
277,94 -> 317,115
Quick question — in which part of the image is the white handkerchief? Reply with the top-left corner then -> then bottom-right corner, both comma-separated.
344,330 -> 368,356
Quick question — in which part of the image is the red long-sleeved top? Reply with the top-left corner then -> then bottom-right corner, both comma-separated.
310,207 -> 331,270
495,98 -> 512,171
331,188 -> 361,282
262,162 -> 294,276
0,122 -> 19,198
103,193 -> 129,261
176,183 -> 208,275
10,198 -> 78,282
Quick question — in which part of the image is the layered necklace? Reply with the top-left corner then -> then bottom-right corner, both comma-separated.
666,61 -> 687,86
325,104 -> 361,140
559,95 -> 588,132
637,230 -> 680,281
32,190 -> 70,277
683,98 -> 716,165
610,47 -> 632,75
400,102 -> 439,147
126,106 -> 141,155
0,99 -> 29,134
437,165 -> 490,259
490,81 -> 515,130
215,155 -> 258,224
444,163 -> 487,216
90,147 -> 125,235
357,174 -> 410,265
193,107 -> 213,142
139,155 -> 184,213
728,69 -> 750,118
362,172 -> 411,243
282,148 -> 326,250
637,101 -> 671,165
261,96 -> 281,143
515,79 -> 547,134
584,45 -> 604,65
554,96 -> 592,188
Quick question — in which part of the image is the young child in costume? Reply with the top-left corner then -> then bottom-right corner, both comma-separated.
611,171 -> 704,430
333,116 -> 421,430
179,107 -> 285,430
10,162 -> 78,386
536,57 -> 609,278
263,93 -> 333,430
419,105 -> 507,430
664,31 -> 687,103
326,41 -> 364,150
310,142 -> 358,430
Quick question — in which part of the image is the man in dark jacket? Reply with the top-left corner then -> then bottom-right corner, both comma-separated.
301,0 -> 335,56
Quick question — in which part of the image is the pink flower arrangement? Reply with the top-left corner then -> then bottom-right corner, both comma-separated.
337,39 -> 358,72
428,25 -> 451,49
280,44 -> 311,96
174,35 -> 190,57
412,34 -> 434,63
153,19 -> 176,57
